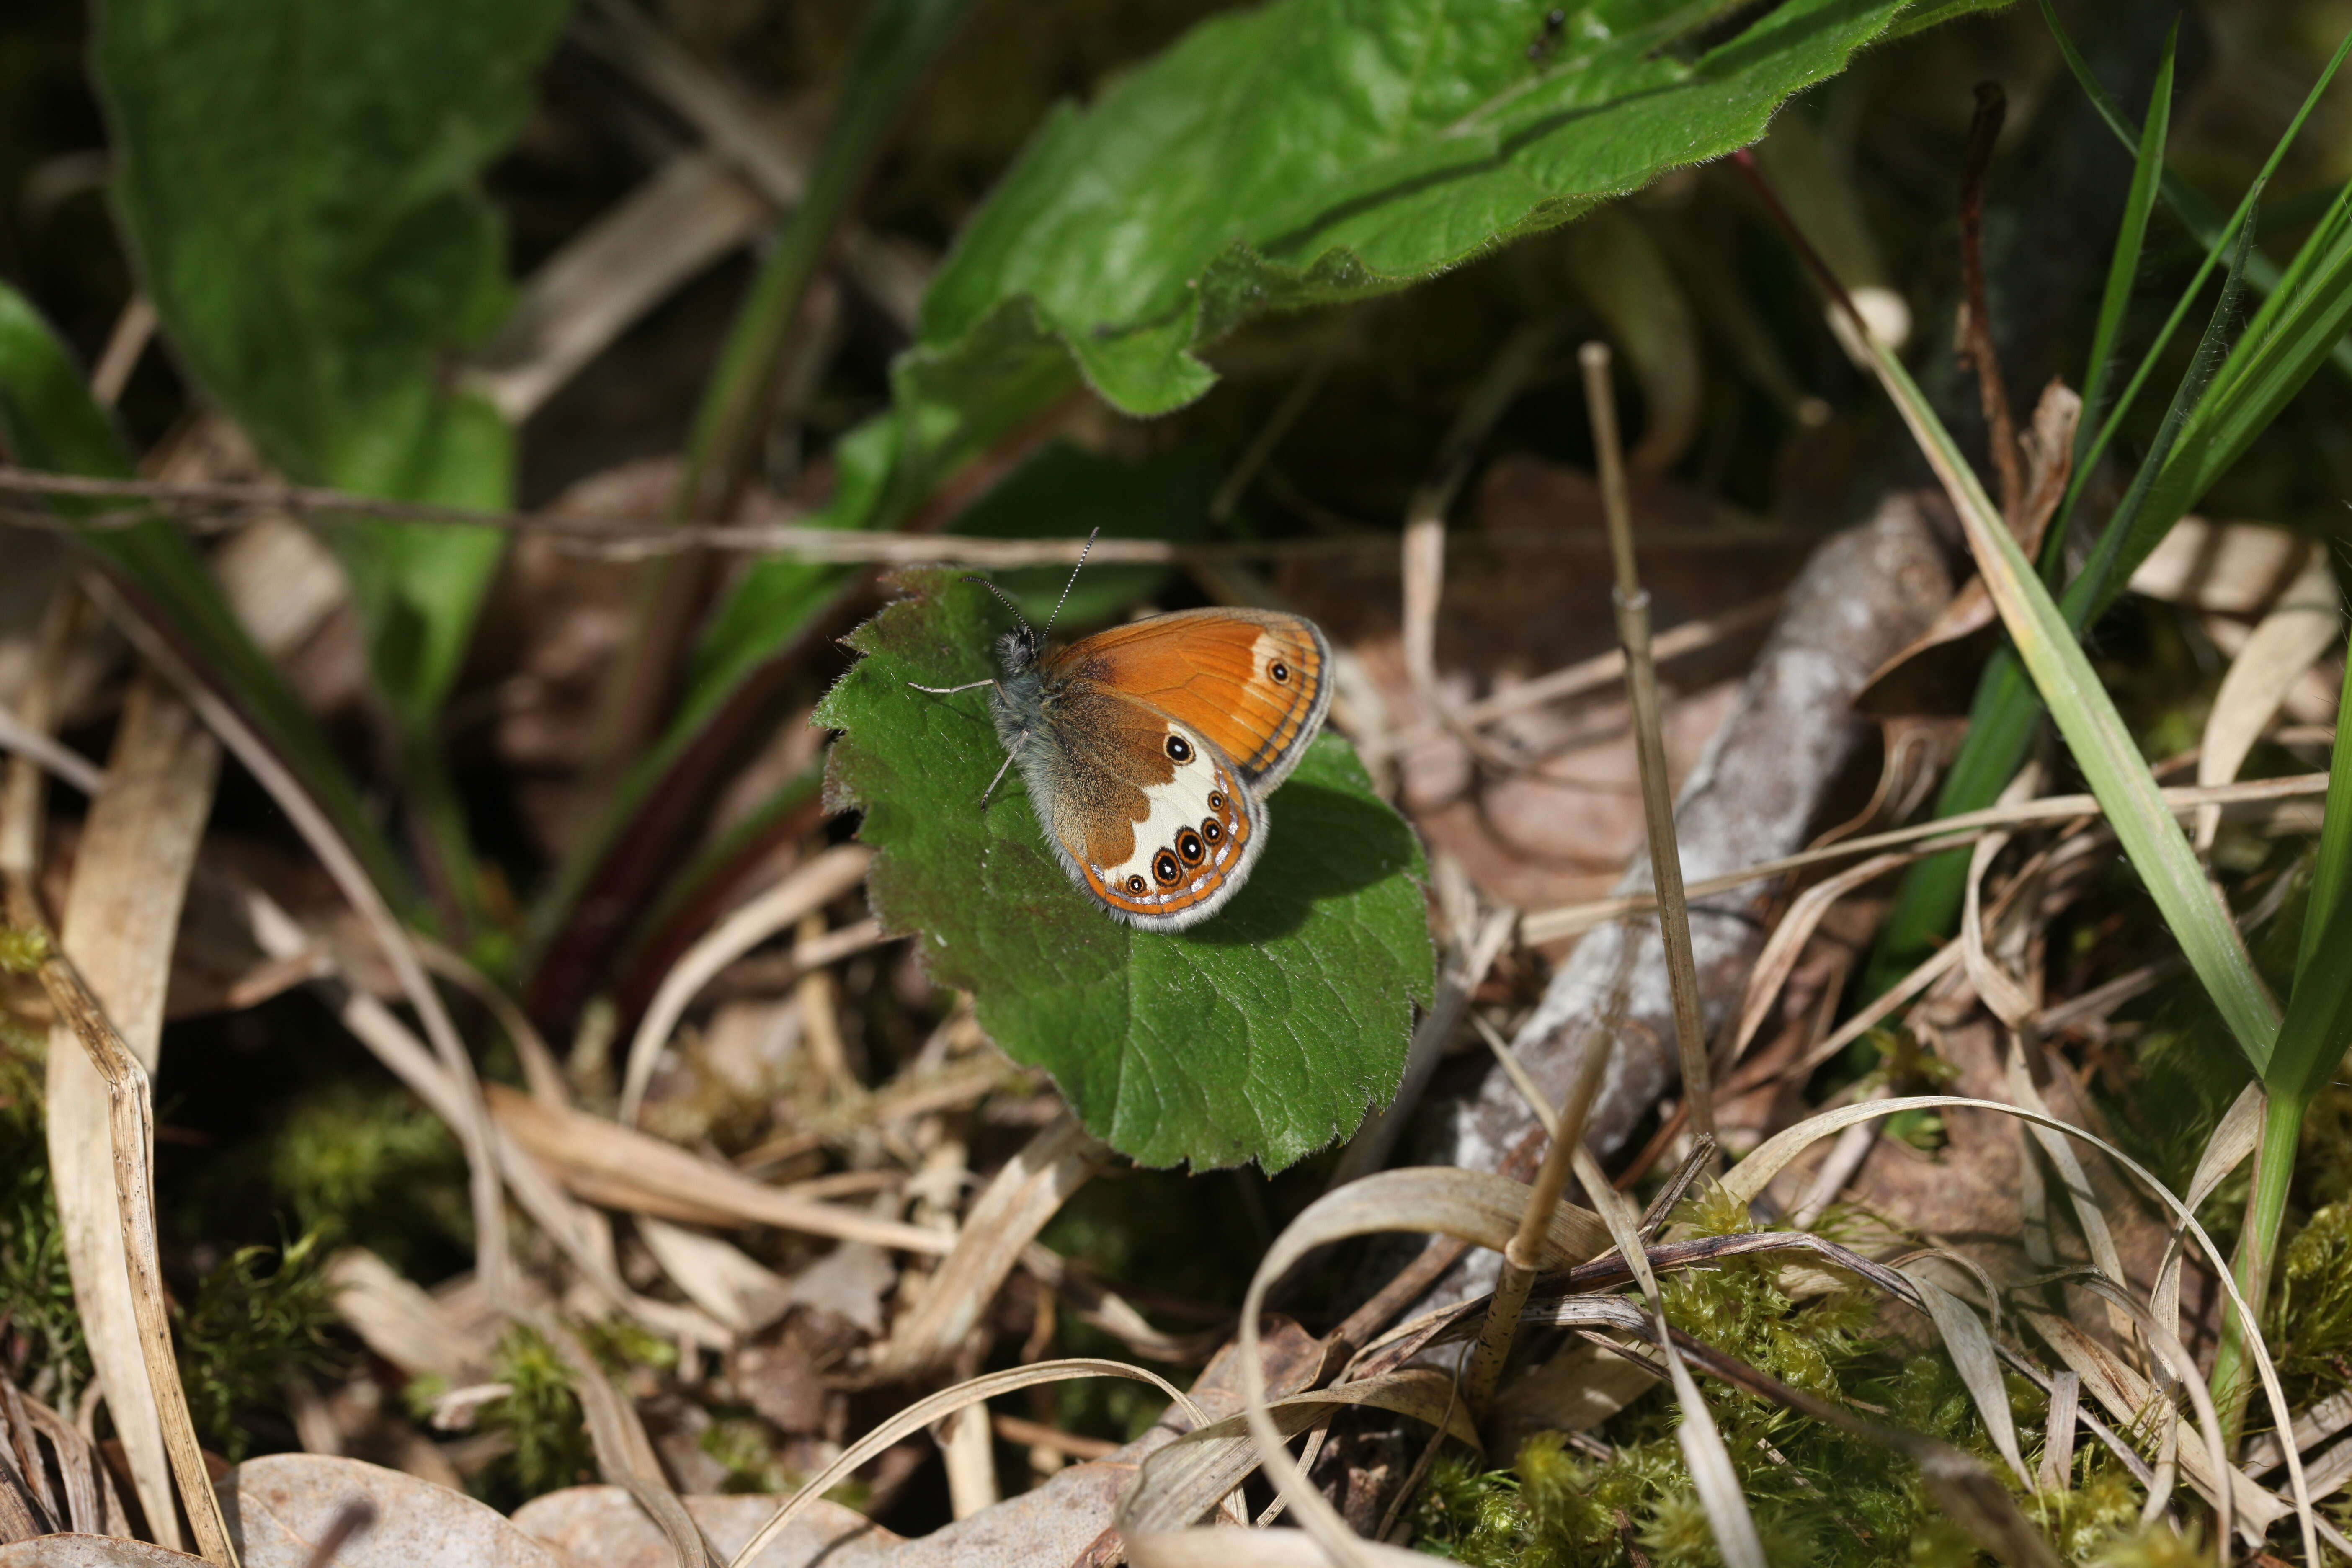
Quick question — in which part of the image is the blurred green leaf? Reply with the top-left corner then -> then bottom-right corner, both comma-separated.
92,0 -> 566,734
0,282 -> 415,910
817,570 -> 1432,1169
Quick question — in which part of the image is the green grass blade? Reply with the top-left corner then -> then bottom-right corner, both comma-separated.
1864,341 -> 2281,1069
2071,23 -> 2174,486
2066,193 -> 2257,616
2295,625 -> 2352,993
0,282 -> 418,914
2039,0 -> 2352,381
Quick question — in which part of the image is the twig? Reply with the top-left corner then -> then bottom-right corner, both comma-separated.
1584,340 -> 1715,1142
1956,83 -> 2023,521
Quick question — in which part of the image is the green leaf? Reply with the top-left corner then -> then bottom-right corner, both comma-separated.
0,282 -> 418,913
91,0 -> 566,733
922,0 -> 2003,419
2289,624 -> 2352,1058
817,571 -> 1434,1170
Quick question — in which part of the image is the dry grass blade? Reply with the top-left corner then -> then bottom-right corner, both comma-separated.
2071,1275 -> 2234,1557
1570,1146 -> 1767,1568
1228,1167 -> 1611,1568
537,1315 -> 713,1568
1725,850 -> 1914,1067
725,1359 -> 1205,1568
487,1084 -> 952,1253
2193,548 -> 2341,848
2023,1310 -> 2285,1541
239,895 -> 726,1346
2153,1081 -> 2262,1340
83,577 -> 514,1302
1720,1092 -> 2319,1558
0,889 -> 237,1564
871,1110 -> 1103,1378
1119,1370 -> 1478,1535
1519,771 -> 2329,943
0,701 -> 103,794
34,672 -> 217,1554
2039,1371 -> 2080,1491
618,844 -> 874,1123
1902,1269 -> 2032,1490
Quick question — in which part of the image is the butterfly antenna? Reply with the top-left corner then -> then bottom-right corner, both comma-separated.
1037,528 -> 1100,644
960,573 -> 1034,636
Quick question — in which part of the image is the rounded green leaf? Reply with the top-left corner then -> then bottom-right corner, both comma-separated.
818,572 -> 1434,1170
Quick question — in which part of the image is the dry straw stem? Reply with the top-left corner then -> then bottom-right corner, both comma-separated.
616,843 -> 875,1122
1582,338 -> 1715,1140
2192,547 -> 2341,849
237,892 -> 728,1348
869,1111 -> 1104,1379
1519,770 -> 2326,943
0,877 -> 237,1564
1721,1093 -> 2319,1560
1357,592 -> 1785,760
725,1359 -> 1207,1568
41,673 -> 218,1554
0,468 -> 1792,568
1217,1167 -> 1608,1568
487,1084 -> 953,1254
1398,316 -> 1560,774
1119,1369 -> 1479,1537
77,575 -> 516,1302
1462,988 -> 1617,1408
534,1314 -> 713,1568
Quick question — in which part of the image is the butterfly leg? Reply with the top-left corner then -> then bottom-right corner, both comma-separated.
977,733 -> 1025,808
908,677 -> 997,696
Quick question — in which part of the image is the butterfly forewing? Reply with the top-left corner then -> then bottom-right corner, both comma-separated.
1047,609 -> 1331,792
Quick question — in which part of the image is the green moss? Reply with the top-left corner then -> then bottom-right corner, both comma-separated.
174,1231 -> 346,1459
701,1416 -> 792,1494
0,924 -> 48,972
267,1078 -> 469,1273
0,1039 -> 88,1400
2271,1200 -> 2352,1407
474,1324 -> 594,1505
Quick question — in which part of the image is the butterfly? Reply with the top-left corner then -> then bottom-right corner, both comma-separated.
912,537 -> 1331,931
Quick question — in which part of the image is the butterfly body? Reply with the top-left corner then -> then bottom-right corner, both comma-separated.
975,606 -> 1331,931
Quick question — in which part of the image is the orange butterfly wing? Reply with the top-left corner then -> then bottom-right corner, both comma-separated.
1044,609 -> 1331,791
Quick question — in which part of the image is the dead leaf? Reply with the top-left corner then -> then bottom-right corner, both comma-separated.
0,1540 -> 209,1566
216,1454 -> 563,1568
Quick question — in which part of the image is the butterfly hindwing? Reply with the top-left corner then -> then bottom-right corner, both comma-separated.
1013,686 -> 1265,931
1044,609 -> 1331,793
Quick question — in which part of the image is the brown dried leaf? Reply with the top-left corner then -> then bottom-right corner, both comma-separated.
216,1455 -> 563,1567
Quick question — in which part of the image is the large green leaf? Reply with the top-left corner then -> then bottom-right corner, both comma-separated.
91,0 -> 566,734
921,0 -> 2004,418
0,282 -> 415,911
818,570 -> 1433,1170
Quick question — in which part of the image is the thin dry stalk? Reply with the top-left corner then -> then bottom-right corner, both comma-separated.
1400,318 -> 1559,772
1582,340 -> 1715,1141
81,575 -> 514,1302
1955,82 -> 2022,521
1462,953 -> 1626,1408
1519,771 -> 2327,943
42,673 -> 217,1552
536,1314 -> 713,1567
0,874 -> 239,1565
